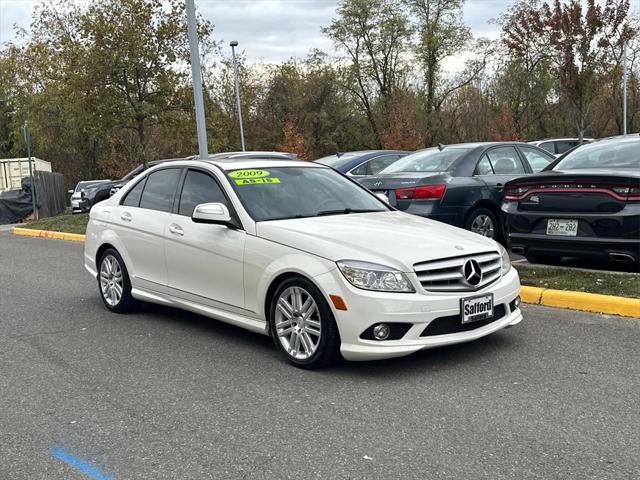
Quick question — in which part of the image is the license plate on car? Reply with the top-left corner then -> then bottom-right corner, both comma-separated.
546,219 -> 578,236
461,294 -> 494,324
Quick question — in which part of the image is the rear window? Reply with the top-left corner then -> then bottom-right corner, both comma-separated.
381,148 -> 471,173
554,139 -> 640,170
314,154 -> 359,168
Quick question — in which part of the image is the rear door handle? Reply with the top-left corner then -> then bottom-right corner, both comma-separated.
169,224 -> 184,236
494,183 -> 504,191
121,212 -> 132,222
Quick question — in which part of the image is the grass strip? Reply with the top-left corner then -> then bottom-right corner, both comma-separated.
515,263 -> 640,299
22,213 -> 89,234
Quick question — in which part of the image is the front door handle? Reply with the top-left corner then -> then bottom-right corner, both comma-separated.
169,224 -> 184,236
121,212 -> 132,222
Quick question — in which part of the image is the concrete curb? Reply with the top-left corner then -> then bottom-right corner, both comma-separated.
13,227 -> 86,243
520,286 -> 640,318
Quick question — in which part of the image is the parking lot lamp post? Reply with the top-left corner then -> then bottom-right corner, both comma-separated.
623,41 -> 628,135
22,123 -> 38,220
230,41 -> 246,151
186,0 -> 208,159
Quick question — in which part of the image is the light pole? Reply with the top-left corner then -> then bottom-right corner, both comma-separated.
230,40 -> 246,151
186,0 -> 208,159
623,41 -> 628,135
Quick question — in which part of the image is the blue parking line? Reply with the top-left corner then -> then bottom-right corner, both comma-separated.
50,448 -> 114,480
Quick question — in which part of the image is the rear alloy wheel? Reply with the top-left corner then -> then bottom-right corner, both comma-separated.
98,248 -> 135,313
466,208 -> 499,240
269,277 -> 340,369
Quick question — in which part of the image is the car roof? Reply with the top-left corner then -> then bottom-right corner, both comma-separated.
528,138 -> 594,143
205,158 -> 322,171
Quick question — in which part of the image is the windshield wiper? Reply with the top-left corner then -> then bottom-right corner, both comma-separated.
316,208 -> 383,217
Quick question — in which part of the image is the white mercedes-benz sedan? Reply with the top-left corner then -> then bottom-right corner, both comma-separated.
84,156 -> 522,368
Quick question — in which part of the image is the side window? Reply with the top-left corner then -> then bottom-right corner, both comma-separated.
539,142 -> 555,154
519,146 -> 554,173
139,168 -> 181,213
121,178 -> 146,207
178,169 -> 228,217
485,147 -> 525,174
350,162 -> 371,176
367,155 -> 401,175
555,141 -> 576,155
475,156 -> 494,175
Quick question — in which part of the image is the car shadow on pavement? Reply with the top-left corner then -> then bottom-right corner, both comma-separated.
123,300 -> 517,376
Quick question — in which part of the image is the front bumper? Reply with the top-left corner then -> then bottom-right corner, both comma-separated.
314,267 -> 521,361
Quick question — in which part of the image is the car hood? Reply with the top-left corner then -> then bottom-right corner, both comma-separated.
256,211 -> 498,271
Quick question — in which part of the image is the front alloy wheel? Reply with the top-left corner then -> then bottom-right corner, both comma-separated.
269,277 -> 340,369
275,286 -> 322,360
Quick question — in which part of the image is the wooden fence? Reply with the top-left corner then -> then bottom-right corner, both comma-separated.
35,171 -> 67,218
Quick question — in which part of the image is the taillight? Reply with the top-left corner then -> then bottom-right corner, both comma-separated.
613,186 -> 640,202
395,184 -> 446,200
504,185 -> 530,201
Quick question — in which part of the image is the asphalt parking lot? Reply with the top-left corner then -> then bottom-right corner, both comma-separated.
1,232 -> 638,479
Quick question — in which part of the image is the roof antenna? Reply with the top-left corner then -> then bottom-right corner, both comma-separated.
437,143 -> 445,151
336,151 -> 343,158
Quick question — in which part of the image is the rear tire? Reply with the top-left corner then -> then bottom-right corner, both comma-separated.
98,248 -> 136,313
269,277 -> 340,369
465,207 -> 500,241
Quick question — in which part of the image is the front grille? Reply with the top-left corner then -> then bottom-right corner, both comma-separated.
413,251 -> 501,292
421,304 -> 506,336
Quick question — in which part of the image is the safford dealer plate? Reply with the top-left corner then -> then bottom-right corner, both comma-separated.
461,294 -> 494,324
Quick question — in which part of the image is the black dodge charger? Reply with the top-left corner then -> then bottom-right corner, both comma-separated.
357,142 -> 556,240
502,135 -> 640,265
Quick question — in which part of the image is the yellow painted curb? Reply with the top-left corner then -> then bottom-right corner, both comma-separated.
521,285 -> 640,318
520,286 -> 546,305
13,227 -> 86,242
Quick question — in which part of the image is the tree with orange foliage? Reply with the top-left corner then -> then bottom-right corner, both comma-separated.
382,94 -> 424,150
277,117 -> 313,160
490,104 -> 522,141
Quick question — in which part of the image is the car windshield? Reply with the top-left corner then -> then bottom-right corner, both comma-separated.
314,153 -> 360,168
553,139 -> 640,170
227,166 -> 389,221
381,148 -> 472,173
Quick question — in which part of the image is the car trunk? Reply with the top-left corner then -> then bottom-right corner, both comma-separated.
506,172 -> 639,214
358,173 -> 447,209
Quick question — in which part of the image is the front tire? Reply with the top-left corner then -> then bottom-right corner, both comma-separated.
98,248 -> 135,313
269,277 -> 340,369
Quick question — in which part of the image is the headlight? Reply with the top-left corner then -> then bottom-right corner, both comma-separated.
337,260 -> 415,293
498,244 -> 511,274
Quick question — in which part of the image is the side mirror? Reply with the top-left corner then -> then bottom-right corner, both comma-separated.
68,189 -> 74,194
192,202 -> 233,227
375,192 -> 389,203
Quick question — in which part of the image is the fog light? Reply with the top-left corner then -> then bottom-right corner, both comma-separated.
515,296 -> 521,308
372,324 -> 390,341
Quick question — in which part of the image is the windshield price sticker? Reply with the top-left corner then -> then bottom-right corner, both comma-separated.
229,169 -> 270,179
235,177 -> 281,185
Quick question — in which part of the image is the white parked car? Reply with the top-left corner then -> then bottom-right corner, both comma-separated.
528,138 -> 594,157
84,156 -> 522,368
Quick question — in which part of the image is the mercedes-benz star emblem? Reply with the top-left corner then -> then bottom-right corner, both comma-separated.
463,259 -> 482,286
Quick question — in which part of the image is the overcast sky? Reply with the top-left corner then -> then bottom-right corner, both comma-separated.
1,0 -> 639,64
